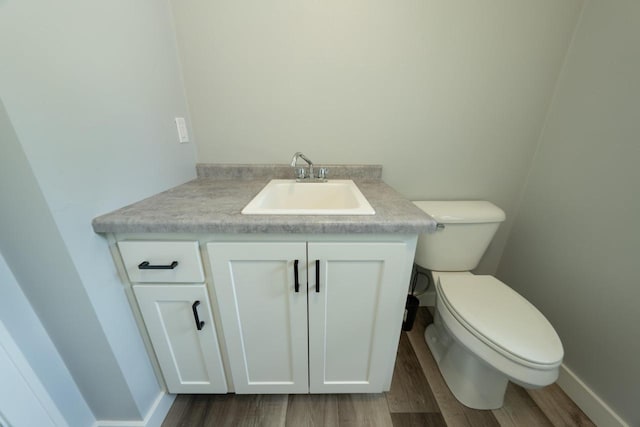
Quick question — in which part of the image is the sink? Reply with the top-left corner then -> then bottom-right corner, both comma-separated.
242,179 -> 375,215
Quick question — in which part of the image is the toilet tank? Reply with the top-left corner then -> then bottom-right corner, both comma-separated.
413,201 -> 506,271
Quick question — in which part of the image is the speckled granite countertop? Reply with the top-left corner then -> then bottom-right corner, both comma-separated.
92,164 -> 436,234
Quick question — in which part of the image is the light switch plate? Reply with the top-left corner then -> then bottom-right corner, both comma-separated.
175,117 -> 189,143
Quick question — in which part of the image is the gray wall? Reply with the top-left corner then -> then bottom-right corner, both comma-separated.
497,1 -> 640,425
2,0 -> 636,424
0,0 -> 197,422
0,248 -> 94,426
0,98 -> 141,419
171,0 -> 583,273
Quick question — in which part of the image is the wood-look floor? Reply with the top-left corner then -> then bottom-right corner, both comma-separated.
162,308 -> 595,427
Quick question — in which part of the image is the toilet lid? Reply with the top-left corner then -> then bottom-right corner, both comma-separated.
437,275 -> 563,366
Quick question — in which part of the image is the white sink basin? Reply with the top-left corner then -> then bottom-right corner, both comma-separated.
242,179 -> 375,215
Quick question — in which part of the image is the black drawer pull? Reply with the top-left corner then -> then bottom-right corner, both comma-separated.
138,261 -> 178,270
192,301 -> 205,331
315,260 -> 320,293
294,260 -> 300,292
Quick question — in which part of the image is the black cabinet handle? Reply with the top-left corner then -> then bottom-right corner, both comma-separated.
192,300 -> 205,331
138,261 -> 179,270
315,260 -> 320,293
294,260 -> 300,292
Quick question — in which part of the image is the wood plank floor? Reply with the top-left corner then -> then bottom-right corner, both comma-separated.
162,308 -> 595,427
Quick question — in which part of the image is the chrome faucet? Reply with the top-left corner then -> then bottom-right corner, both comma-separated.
290,152 -> 314,180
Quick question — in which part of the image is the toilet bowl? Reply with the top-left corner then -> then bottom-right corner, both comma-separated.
426,271 -> 563,409
413,201 -> 563,409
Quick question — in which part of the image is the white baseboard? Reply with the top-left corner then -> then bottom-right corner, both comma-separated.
557,364 -> 628,427
94,392 -> 175,427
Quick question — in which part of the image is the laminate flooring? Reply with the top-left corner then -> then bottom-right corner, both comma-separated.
162,308 -> 595,427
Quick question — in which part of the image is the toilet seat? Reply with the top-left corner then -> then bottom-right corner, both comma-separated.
436,274 -> 563,368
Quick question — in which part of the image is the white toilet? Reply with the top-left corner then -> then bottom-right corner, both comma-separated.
413,201 -> 563,410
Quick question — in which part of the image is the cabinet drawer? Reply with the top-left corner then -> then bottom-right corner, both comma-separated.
118,241 -> 204,283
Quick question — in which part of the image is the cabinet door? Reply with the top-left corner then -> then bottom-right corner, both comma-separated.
133,284 -> 227,393
308,242 -> 409,393
207,242 -> 308,393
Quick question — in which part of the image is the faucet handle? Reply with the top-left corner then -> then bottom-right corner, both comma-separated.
294,167 -> 306,180
318,168 -> 328,180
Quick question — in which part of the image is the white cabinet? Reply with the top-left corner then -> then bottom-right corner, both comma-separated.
207,242 -> 309,394
207,240 -> 410,394
112,235 -> 414,395
134,284 -> 227,393
307,242 -> 408,393
118,239 -> 227,394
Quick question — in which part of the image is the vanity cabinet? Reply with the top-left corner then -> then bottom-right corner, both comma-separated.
110,235 -> 415,395
117,241 -> 227,394
207,240 -> 409,394
95,166 -> 431,396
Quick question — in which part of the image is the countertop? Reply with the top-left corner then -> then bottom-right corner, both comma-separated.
92,165 -> 436,235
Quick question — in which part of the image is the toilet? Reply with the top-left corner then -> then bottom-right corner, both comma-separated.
413,201 -> 563,410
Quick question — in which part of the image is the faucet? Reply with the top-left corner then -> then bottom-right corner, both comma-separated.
290,152 -> 314,180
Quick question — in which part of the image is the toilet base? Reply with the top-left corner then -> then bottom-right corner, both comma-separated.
425,313 -> 508,410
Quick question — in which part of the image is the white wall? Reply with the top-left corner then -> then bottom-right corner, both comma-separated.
171,0 -> 583,273
0,0 -> 197,422
497,1 -> 640,425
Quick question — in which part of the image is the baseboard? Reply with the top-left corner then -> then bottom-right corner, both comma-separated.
93,392 -> 175,427
557,364 -> 628,427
